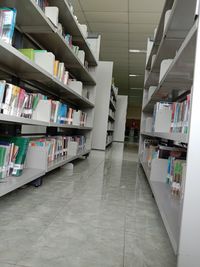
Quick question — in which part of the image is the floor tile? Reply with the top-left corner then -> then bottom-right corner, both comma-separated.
0,143 -> 176,267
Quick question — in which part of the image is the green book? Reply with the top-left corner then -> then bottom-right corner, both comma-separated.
19,48 -> 35,61
1,137 -> 30,177
12,137 -> 30,176
0,147 -> 6,179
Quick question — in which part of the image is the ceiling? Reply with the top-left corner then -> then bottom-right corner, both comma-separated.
70,0 -> 165,109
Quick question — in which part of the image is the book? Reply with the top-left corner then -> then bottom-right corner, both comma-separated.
0,80 -> 6,110
0,8 -> 17,44
0,137 -> 30,178
19,48 -> 35,61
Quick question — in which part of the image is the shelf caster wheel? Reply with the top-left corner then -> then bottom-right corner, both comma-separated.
31,177 -> 43,187
84,153 -> 90,159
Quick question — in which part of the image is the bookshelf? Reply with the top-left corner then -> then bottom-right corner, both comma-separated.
113,96 -> 128,143
0,0 -> 99,197
139,0 -> 200,265
92,62 -> 119,150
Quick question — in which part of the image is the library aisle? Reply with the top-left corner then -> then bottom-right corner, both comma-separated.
0,143 -> 176,267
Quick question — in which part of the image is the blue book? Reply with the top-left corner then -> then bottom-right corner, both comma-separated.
0,8 -> 17,45
59,104 -> 68,124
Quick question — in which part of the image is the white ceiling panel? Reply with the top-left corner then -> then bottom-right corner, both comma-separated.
100,32 -> 129,41
101,40 -> 128,48
85,12 -> 128,23
71,0 -> 164,110
89,22 -> 128,33
129,12 -> 161,24
129,32 -> 150,42
129,41 -> 147,50
129,23 -> 156,33
77,0 -> 128,12
129,0 -> 165,13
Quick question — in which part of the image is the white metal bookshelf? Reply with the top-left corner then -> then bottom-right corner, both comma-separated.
92,61 -> 117,151
0,0 -> 100,198
139,0 -> 200,265
47,149 -> 90,172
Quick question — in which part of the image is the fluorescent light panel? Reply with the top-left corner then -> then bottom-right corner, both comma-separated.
129,49 -> 147,53
129,74 -> 143,77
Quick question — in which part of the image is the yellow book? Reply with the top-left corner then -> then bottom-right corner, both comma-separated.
54,60 -> 59,77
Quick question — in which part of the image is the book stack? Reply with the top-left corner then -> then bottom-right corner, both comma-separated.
53,60 -> 69,85
142,139 -> 187,168
29,135 -> 86,162
0,81 -> 47,118
0,8 -> 17,45
0,137 -> 30,179
67,108 -> 87,126
142,139 -> 159,167
151,95 -> 191,134
152,102 -> 172,132
166,153 -> 187,198
170,94 -> 191,134
19,49 -> 70,85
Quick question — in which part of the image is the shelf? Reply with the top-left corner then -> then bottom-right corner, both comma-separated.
108,114 -> 115,122
48,0 -> 97,66
0,114 -> 93,130
143,21 -> 197,112
0,114 -> 48,126
146,0 -> 196,73
141,131 -> 188,143
0,39 -> 95,108
150,181 -> 180,253
110,99 -> 116,111
30,31 -> 96,84
47,149 -> 90,172
140,157 -> 180,253
139,157 -> 151,180
0,168 -> 45,197
0,0 -> 96,84
107,129 -> 114,132
146,0 -> 174,70
49,123 -> 92,130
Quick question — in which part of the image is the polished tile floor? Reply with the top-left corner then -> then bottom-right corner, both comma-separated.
0,143 -> 176,267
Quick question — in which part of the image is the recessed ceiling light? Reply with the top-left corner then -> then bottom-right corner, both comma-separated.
129,74 -> 143,77
129,49 -> 147,53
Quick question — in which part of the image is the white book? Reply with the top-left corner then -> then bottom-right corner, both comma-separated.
45,7 -> 59,27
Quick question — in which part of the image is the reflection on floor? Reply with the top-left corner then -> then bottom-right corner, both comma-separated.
0,143 -> 176,267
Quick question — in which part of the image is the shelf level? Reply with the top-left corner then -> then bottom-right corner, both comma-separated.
0,0 -> 97,71
141,131 -> 188,143
146,0 -> 174,70
146,0 -> 196,72
139,158 -> 180,253
0,40 -> 95,108
139,157 -> 151,180
49,123 -> 92,130
143,21 -> 197,112
47,149 -> 90,172
48,0 -> 97,66
0,168 -> 45,197
0,114 -> 93,130
150,181 -> 180,254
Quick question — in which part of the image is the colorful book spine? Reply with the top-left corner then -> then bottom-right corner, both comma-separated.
0,8 -> 17,45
